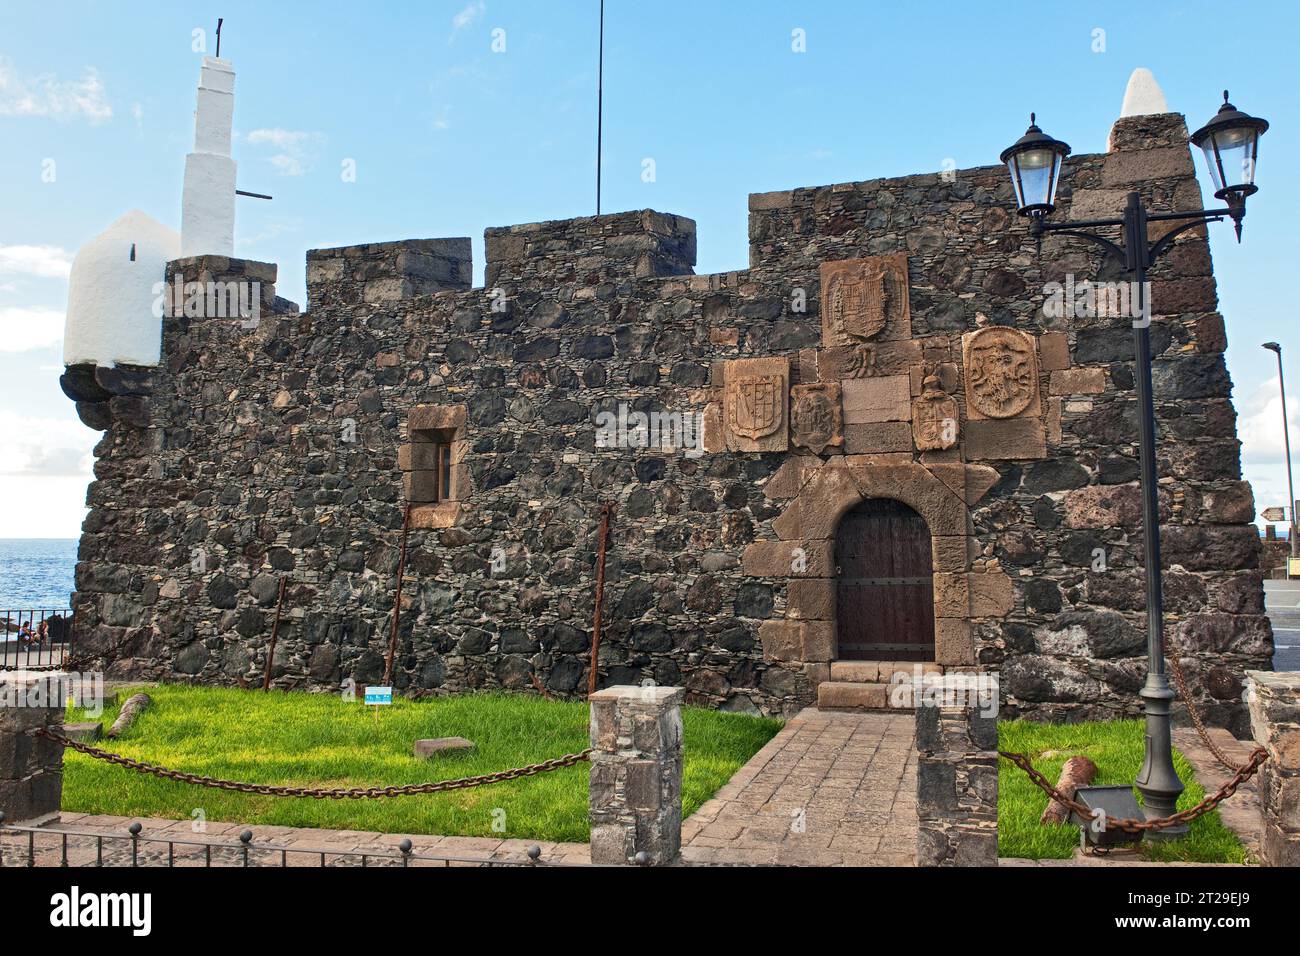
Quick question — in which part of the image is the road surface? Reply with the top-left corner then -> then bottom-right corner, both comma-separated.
1265,579 -> 1300,672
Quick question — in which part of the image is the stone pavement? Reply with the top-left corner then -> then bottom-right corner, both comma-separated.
681,707 -> 917,866
6,707 -> 919,868
1171,726 -> 1261,860
1,813 -> 592,867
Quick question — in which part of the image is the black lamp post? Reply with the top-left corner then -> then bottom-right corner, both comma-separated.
1262,342 -> 1298,567
999,93 -> 1269,836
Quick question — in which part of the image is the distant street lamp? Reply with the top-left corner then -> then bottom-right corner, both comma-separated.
1263,342 -> 1298,569
999,93 -> 1270,836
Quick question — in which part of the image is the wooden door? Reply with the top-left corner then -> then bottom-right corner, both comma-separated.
834,499 -> 935,662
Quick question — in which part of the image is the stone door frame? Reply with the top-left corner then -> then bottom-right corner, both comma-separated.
747,456 -> 1013,679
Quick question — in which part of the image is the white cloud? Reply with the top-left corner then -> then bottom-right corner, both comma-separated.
1238,375 -> 1300,464
0,409 -> 98,536
452,2 -> 486,33
0,409 -> 95,478
245,127 -> 321,177
0,57 -> 112,124
0,475 -> 90,538
238,216 -> 300,249
0,307 -> 65,353
1238,374 -> 1300,526
131,101 -> 143,127
246,128 -> 311,150
0,244 -> 73,279
267,153 -> 305,176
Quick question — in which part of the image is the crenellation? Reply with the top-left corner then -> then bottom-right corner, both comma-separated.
485,209 -> 696,288
306,238 -> 472,311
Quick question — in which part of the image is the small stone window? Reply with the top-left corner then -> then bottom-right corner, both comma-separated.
400,405 -> 468,528
409,435 -> 455,502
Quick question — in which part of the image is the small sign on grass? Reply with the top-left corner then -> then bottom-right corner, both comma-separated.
364,686 -> 393,706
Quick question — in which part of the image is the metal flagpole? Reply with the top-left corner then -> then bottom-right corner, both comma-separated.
597,0 -> 604,215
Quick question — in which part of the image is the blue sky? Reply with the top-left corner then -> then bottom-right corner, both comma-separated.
1,0 -> 1298,539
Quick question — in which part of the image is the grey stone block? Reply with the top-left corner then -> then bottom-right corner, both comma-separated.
412,737 -> 474,758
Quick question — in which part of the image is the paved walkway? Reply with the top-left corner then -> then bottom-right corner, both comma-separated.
1,814 -> 591,867
1172,726 -> 1261,859
681,707 -> 917,866
6,707 -> 919,868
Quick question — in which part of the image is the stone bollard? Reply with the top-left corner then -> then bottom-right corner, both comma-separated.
0,671 -> 68,826
588,685 -> 684,866
915,704 -> 998,866
1246,671 -> 1300,866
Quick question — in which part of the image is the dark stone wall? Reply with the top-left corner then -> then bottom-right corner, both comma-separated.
68,112 -> 1269,726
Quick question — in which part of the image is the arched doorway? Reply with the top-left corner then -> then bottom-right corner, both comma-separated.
834,498 -> 935,662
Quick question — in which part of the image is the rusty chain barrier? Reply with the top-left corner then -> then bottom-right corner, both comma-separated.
1000,635 -> 1269,835
999,747 -> 1267,835
33,727 -> 591,799
1165,639 -> 1253,773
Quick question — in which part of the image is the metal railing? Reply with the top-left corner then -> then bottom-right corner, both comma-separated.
0,814 -> 590,868
0,609 -> 73,670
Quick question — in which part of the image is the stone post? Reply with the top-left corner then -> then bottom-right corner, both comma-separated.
0,671 -> 67,826
916,704 -> 997,866
588,685 -> 684,866
1247,671 -> 1300,866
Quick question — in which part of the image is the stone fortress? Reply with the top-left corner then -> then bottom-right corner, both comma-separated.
59,57 -> 1272,731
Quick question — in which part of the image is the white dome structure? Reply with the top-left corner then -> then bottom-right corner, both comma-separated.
63,210 -> 180,368
1120,68 -> 1170,118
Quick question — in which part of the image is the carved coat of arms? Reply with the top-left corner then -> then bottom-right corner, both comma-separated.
963,327 -> 1039,419
729,376 -> 782,439
791,384 -> 843,455
911,373 -> 960,451
819,254 -> 909,347
722,358 -> 789,452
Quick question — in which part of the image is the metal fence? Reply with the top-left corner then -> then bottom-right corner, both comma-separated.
0,609 -> 73,670
0,816 -> 590,868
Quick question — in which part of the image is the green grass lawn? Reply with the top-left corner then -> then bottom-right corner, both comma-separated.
998,719 -> 1248,864
64,684 -> 782,843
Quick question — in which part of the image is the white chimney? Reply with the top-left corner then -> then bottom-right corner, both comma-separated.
180,57 -> 237,257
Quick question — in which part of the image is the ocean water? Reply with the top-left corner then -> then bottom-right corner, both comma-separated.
0,539 -> 78,609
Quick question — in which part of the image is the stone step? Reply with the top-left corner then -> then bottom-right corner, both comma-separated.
817,681 -> 914,711
830,661 -> 941,683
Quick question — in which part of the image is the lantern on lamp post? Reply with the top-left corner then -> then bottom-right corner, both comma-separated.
996,94 -> 1269,837
1000,114 -> 1071,221
1191,92 -> 1269,239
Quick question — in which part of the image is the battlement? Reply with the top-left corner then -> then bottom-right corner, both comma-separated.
484,209 -> 696,289
162,255 -> 301,326
306,238 -> 473,311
